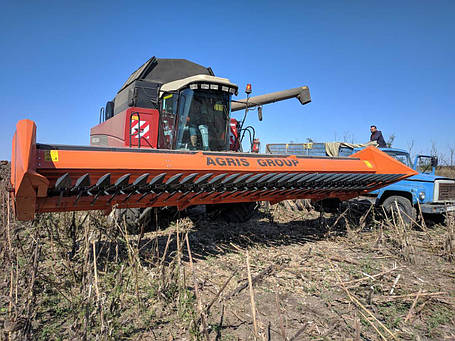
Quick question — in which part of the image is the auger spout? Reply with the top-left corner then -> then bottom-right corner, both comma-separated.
231,86 -> 311,112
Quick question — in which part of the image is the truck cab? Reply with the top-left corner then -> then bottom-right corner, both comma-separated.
360,147 -> 455,219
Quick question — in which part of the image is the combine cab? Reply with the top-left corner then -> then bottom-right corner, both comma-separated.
10,57 -> 418,221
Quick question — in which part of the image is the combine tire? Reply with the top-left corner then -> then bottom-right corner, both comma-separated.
109,208 -> 150,234
110,207 -> 178,233
208,202 -> 259,223
382,195 -> 416,225
313,198 -> 342,213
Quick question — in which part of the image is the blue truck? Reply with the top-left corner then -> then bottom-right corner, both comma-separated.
266,143 -> 455,222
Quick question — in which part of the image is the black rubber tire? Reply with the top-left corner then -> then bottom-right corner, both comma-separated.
313,198 -> 342,213
111,208 -> 142,234
111,207 -> 178,234
422,213 -> 446,226
382,195 -> 416,225
208,202 -> 259,223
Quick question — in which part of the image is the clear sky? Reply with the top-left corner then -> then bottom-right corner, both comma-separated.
1,1 -> 454,162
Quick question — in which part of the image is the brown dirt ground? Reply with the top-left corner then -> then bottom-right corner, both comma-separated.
144,206 -> 455,340
1,160 -> 455,340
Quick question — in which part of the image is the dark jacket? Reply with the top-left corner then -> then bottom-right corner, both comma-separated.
370,130 -> 387,148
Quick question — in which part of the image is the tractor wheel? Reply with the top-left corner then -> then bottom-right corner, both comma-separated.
313,198 -> 342,213
110,207 -> 178,234
109,208 -> 143,234
382,195 -> 416,225
208,202 -> 259,223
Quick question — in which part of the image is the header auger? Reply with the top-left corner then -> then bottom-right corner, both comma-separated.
10,57 -> 417,221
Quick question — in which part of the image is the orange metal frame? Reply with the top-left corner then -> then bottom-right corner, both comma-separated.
11,120 -> 418,221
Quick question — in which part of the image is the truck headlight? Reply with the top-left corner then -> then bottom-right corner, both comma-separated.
419,192 -> 425,201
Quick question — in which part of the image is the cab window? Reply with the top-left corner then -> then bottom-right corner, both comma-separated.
158,93 -> 178,149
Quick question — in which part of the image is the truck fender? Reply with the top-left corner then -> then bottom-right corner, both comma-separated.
377,190 -> 413,207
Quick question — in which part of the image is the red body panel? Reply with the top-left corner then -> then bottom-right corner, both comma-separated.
90,107 -> 159,148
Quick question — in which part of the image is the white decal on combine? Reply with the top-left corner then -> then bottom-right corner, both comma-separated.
131,120 -> 151,139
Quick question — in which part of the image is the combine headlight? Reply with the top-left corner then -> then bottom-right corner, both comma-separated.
201,84 -> 210,90
419,192 -> 426,201
222,86 -> 229,92
190,84 -> 198,90
210,84 -> 218,90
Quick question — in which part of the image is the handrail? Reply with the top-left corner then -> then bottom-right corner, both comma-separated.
99,107 -> 105,124
129,112 -> 142,148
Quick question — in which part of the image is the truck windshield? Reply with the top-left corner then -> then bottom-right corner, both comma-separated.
175,88 -> 230,151
385,151 -> 412,167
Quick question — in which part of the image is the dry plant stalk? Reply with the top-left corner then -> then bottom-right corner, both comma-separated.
176,218 -> 181,267
389,274 -> 401,295
404,288 -> 422,323
92,241 -> 100,301
387,205 -> 416,264
288,322 -> 308,341
226,263 -> 275,299
330,261 -> 398,341
160,227 -> 173,267
340,266 -> 400,288
275,292 -> 287,341
24,235 -> 41,338
416,201 -> 428,231
444,213 -> 455,261
7,192 -> 14,340
6,192 -> 12,255
246,249 -> 259,339
377,291 -> 447,302
354,311 -> 361,341
206,272 -> 235,315
359,203 -> 374,229
329,207 -> 349,230
185,232 -> 209,341
358,310 -> 387,340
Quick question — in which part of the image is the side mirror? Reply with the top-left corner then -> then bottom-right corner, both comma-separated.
431,156 -> 438,168
105,101 -> 114,120
257,106 -> 263,121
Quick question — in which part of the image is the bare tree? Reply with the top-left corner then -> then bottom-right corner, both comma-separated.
342,131 -> 356,144
448,144 -> 455,167
407,140 -> 415,161
431,141 -> 447,166
386,133 -> 395,148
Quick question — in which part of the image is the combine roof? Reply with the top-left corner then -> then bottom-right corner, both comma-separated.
119,57 -> 214,93
160,75 -> 238,93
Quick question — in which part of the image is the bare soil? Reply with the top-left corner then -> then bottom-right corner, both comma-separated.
1,161 -> 455,340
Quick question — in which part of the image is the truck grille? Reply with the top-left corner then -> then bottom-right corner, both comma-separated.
439,183 -> 455,201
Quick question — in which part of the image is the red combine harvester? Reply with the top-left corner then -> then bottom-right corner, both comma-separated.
11,57 -> 417,222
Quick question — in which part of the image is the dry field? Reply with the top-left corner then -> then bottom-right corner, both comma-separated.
1,162 -> 455,340
437,166 -> 455,179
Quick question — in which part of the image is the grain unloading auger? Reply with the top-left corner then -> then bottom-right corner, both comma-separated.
10,57 -> 417,221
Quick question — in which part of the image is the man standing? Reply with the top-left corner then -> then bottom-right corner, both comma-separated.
370,125 -> 387,148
